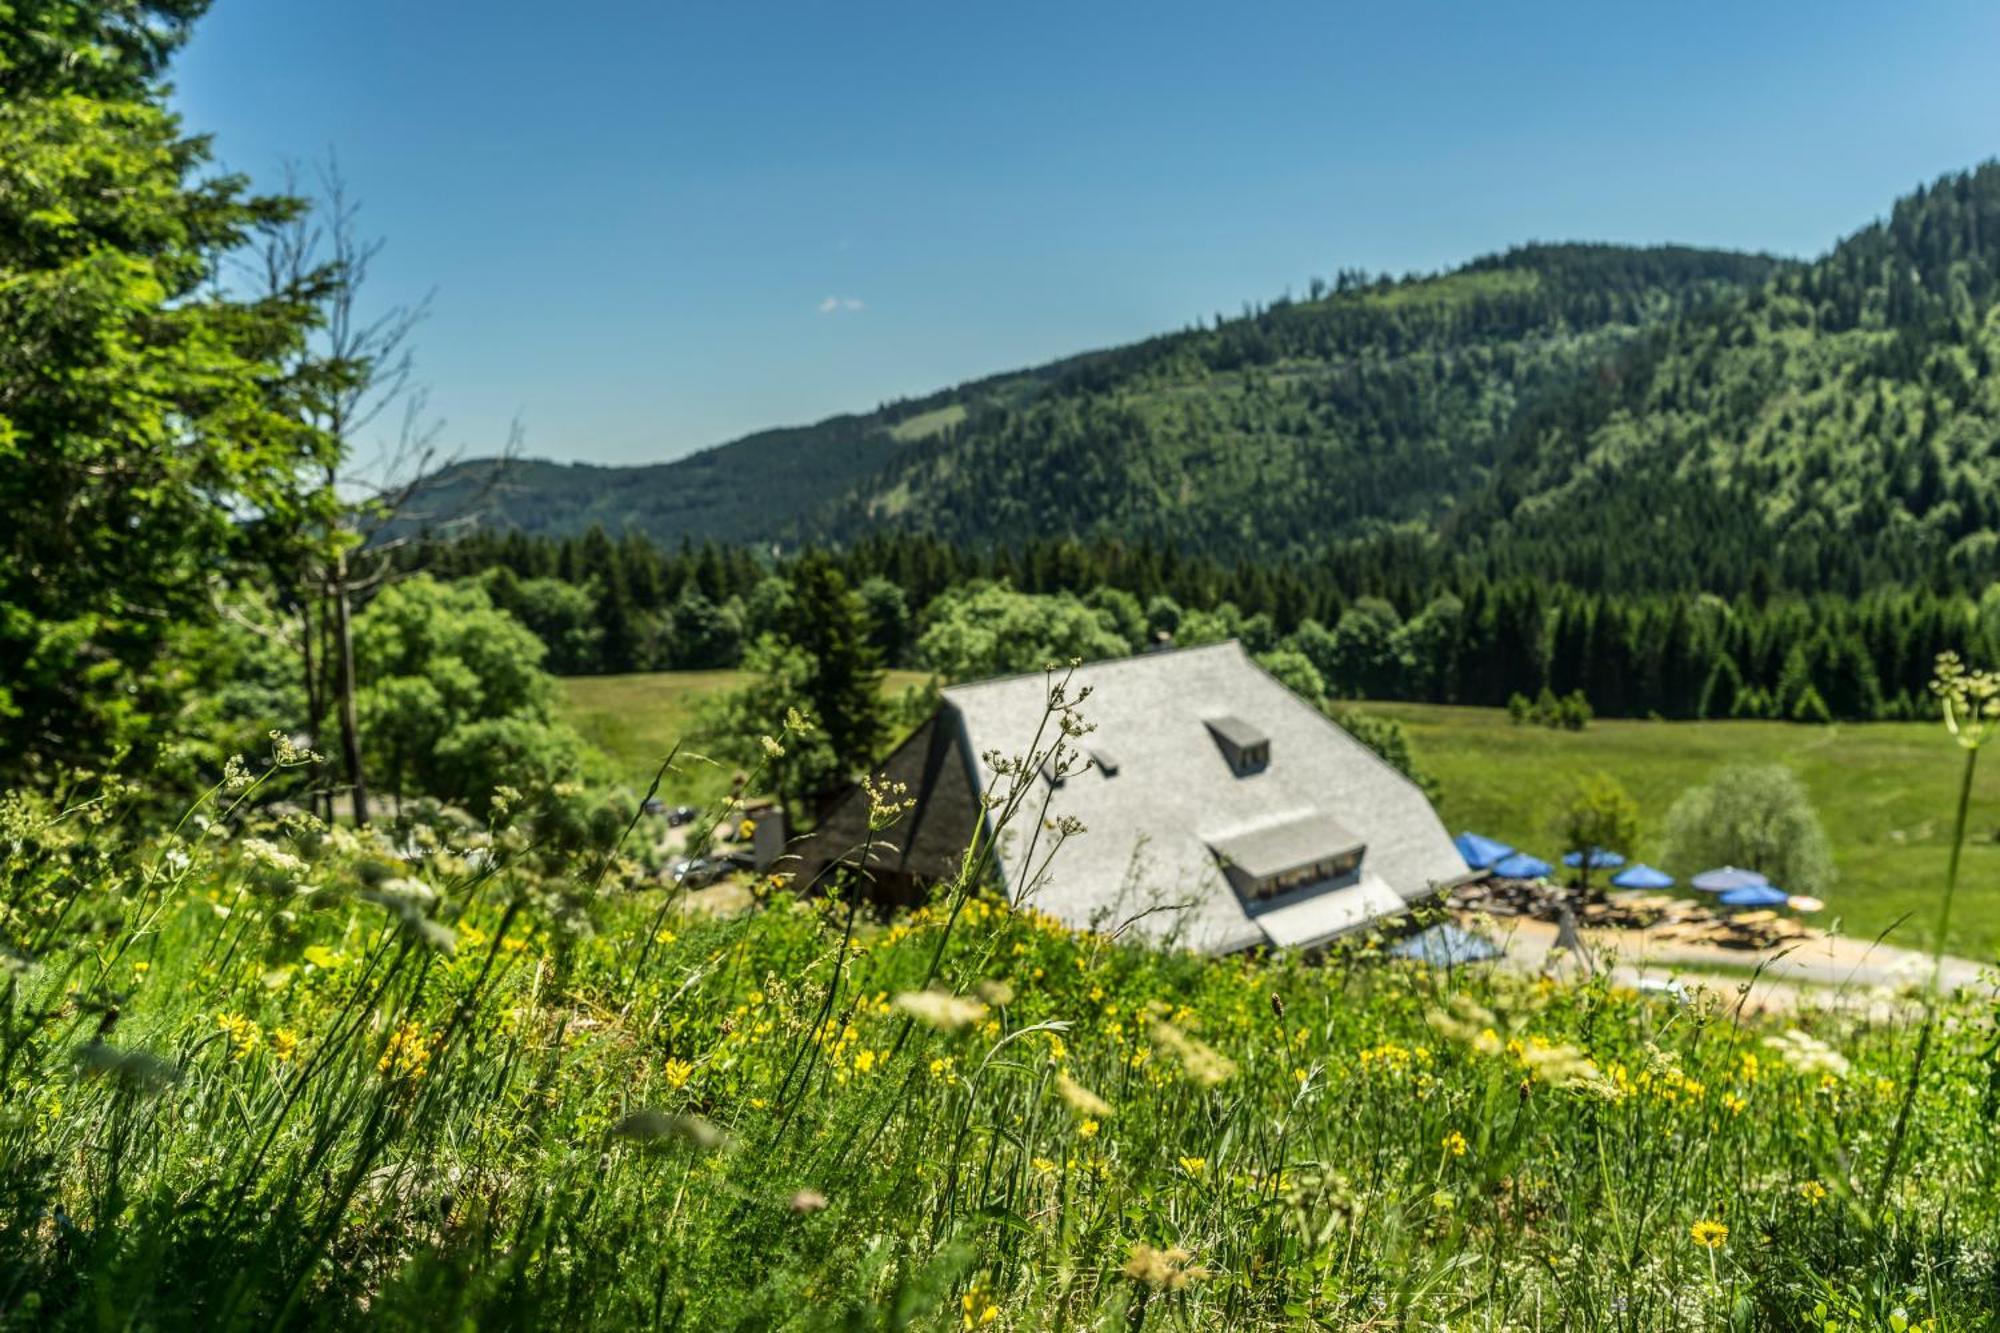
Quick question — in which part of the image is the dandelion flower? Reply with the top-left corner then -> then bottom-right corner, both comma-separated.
215,1013 -> 261,1060
1689,1219 -> 1728,1249
960,1287 -> 999,1328
1077,1118 -> 1099,1140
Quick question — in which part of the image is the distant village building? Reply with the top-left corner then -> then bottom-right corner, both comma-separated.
794,641 -> 1469,953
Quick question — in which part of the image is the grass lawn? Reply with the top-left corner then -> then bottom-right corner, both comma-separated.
560,668 -> 934,807
1368,702 -> 2000,961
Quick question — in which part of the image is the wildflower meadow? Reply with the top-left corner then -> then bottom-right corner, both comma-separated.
4,679 -> 1999,1332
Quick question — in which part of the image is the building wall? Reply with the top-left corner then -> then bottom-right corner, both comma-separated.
787,710 -> 985,906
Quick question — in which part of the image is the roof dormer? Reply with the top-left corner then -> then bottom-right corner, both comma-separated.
1204,715 -> 1269,775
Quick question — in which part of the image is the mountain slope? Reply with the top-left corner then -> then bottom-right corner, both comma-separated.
1451,163 -> 2000,590
411,162 -> 2000,593
410,243 -> 1782,554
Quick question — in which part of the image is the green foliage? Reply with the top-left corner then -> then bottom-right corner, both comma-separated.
1253,647 -> 1325,700
914,580 -> 1133,681
1662,763 -> 1837,895
1508,688 -> 1592,730
0,31 -> 326,781
478,567 -> 602,674
701,556 -> 888,806
1549,771 -> 1640,886
353,575 -> 584,812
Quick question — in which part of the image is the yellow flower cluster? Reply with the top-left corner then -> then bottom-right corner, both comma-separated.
378,1021 -> 431,1082
215,1012 -> 260,1060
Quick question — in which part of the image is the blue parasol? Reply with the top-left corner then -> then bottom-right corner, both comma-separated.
1610,863 -> 1676,890
1492,852 -> 1553,879
1691,866 -> 1769,893
1455,832 -> 1515,871
1562,847 -> 1627,870
1718,884 -> 1790,909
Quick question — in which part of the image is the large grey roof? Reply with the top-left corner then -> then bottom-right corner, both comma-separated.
940,641 -> 1469,953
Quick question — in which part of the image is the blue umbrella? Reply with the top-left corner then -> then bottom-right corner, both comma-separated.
1610,863 -> 1676,890
1562,847 -> 1627,870
1691,866 -> 1769,894
1390,923 -> 1503,967
1717,884 -> 1790,909
1455,831 -> 1514,871
1492,852 -> 1552,879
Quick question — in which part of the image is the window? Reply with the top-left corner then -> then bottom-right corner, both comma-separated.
1248,849 -> 1362,902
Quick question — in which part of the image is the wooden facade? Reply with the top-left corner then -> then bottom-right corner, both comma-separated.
788,713 -> 986,906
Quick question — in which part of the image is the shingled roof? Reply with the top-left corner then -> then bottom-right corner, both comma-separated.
940,640 -> 1469,953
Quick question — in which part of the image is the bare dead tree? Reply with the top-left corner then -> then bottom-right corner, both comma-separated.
255,156 -> 518,826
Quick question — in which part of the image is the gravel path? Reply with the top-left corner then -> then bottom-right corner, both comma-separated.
1468,911 -> 1993,1013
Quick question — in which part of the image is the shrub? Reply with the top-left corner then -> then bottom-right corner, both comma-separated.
1662,763 -> 1836,893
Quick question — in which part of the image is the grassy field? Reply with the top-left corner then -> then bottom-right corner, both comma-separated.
561,669 -> 933,805
1371,703 -> 2000,961
14,742 -> 2000,1328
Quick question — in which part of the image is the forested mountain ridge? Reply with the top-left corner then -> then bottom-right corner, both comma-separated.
411,241 -> 1784,554
416,163 -> 2000,593
1449,163 -> 2000,592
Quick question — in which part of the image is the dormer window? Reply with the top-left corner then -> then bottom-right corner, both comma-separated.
1206,811 -> 1365,906
1204,716 -> 1269,775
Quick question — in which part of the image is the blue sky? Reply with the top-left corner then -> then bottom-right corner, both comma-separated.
174,1 -> 2000,466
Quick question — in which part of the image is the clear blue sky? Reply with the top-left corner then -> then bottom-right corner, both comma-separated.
174,1 -> 2000,467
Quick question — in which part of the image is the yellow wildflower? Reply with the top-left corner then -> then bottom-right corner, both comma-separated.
1690,1219 -> 1728,1249
960,1286 -> 999,1327
270,1028 -> 299,1062
1177,1156 -> 1207,1175
664,1058 -> 695,1089
215,1013 -> 260,1060
1441,1129 -> 1469,1158
378,1021 -> 430,1082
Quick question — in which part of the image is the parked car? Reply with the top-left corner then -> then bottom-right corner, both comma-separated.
667,805 -> 698,827
667,856 -> 721,887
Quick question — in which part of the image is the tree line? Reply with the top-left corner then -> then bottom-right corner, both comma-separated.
416,529 -> 2000,722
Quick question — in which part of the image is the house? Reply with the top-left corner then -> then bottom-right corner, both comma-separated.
791,641 -> 1471,954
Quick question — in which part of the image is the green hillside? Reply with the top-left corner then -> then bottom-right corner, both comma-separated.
410,163 -> 2000,595
409,243 -> 1784,559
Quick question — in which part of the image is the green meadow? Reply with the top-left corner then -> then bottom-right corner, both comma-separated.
1374,703 -> 2000,961
560,670 -> 934,805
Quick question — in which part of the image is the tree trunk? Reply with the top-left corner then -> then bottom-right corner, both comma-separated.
330,548 -> 370,826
